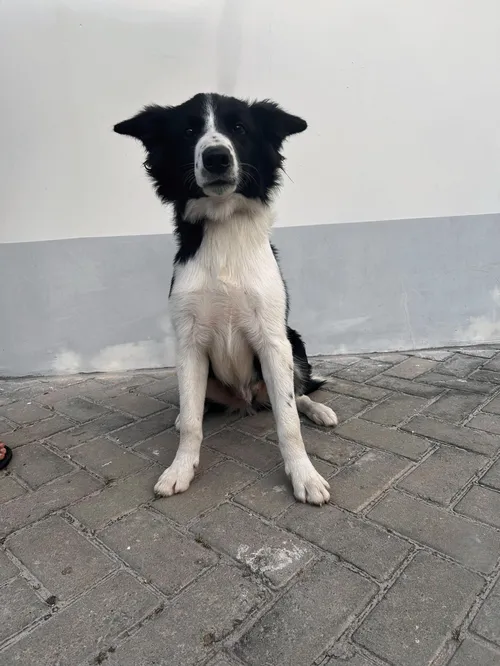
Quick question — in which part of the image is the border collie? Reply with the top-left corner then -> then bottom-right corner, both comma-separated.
114,93 -> 338,505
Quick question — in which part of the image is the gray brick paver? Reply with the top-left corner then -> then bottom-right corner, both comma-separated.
192,502 -> 314,587
354,552 -> 483,666
280,502 -> 411,581
107,565 -> 267,666
2,348 -> 500,664
368,489 -> 500,573
0,572 -> 159,666
6,515 -> 116,601
235,558 -> 376,666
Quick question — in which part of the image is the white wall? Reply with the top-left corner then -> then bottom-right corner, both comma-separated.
1,0 -> 499,244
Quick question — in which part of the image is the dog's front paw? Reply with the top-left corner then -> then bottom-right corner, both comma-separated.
287,459 -> 330,505
308,403 -> 338,427
154,459 -> 197,497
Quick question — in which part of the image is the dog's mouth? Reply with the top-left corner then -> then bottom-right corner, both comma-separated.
201,178 -> 237,197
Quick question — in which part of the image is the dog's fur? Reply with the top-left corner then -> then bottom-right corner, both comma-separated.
114,93 -> 337,505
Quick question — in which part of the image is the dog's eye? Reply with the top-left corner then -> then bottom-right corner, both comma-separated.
234,123 -> 246,134
184,128 -> 195,137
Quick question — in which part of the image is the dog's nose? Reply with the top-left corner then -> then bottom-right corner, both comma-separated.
202,146 -> 232,173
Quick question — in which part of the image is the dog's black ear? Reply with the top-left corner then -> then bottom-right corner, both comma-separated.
113,105 -> 170,147
251,100 -> 307,148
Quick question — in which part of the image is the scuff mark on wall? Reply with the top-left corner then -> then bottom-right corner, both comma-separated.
52,350 -> 83,374
456,286 -> 500,344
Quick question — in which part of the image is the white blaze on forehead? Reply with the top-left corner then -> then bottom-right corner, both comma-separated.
203,93 -> 217,133
194,94 -> 239,189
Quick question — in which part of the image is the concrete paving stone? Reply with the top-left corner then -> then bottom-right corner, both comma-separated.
361,393 -> 427,426
417,372 -> 495,394
108,565 -> 266,666
439,353 -> 486,377
0,418 -> 15,435
52,397 -> 110,422
192,503 -> 314,587
93,373 -> 154,388
235,559 -> 376,666
354,551 -> 483,666
333,359 -> 391,382
48,411 -> 134,450
206,655 -> 241,666
108,408 -> 178,446
398,445 -> 488,505
403,415 -> 500,456
424,390 -> 486,424
0,577 -> 48,644
369,374 -> 446,399
336,419 -> 430,460
408,349 -> 455,361
322,378 -> 389,401
155,386 -> 179,405
233,409 -> 275,438
0,550 -> 18,585
483,353 -> 500,372
280,503 -> 411,581
471,577 -> 500,646
99,508 -> 216,595
0,401 -> 53,426
140,368 -> 176,379
203,409 -> 243,435
136,374 -> 178,397
324,654 -> 377,666
483,394 -> 500,414
0,571 -> 159,666
0,470 -> 103,538
0,476 -> 26,504
6,515 -> 115,601
455,484 -> 500,529
69,437 -> 148,481
330,449 -> 412,512
205,429 -> 282,471
134,429 -> 223,470
325,393 -> 370,423
104,392 -> 167,418
1,415 -> 74,448
154,460 -> 258,525
385,357 -> 438,379
457,347 -> 498,358
36,380 -> 103,405
468,412 -> 500,435
469,368 -> 500,385
480,459 -> 500,490
368,352 -> 410,364
269,426 -> 364,466
7,443 -> 73,489
447,637 -> 500,666
234,461 -> 336,520
311,355 -> 361,373
368,490 -> 500,573
68,466 -> 161,530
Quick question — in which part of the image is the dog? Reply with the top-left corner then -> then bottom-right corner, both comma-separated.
114,93 -> 338,505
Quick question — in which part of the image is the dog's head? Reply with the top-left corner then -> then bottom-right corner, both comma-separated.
114,93 -> 306,205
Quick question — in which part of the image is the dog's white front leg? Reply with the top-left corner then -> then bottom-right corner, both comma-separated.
258,337 -> 330,505
154,347 -> 208,497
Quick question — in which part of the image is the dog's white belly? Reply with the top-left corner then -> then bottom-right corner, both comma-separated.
174,285 -> 256,395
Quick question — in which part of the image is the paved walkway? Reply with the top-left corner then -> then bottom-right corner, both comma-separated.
1,348 -> 500,666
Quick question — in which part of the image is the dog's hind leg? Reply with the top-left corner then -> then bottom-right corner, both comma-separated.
296,394 -> 338,427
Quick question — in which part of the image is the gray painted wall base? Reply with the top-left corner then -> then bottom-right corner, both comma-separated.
1,214 -> 499,376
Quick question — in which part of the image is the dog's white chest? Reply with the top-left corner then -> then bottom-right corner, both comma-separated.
170,211 -> 286,390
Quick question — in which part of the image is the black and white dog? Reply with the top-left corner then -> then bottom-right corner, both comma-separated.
114,93 -> 337,505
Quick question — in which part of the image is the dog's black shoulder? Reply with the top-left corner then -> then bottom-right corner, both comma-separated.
172,207 -> 205,265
